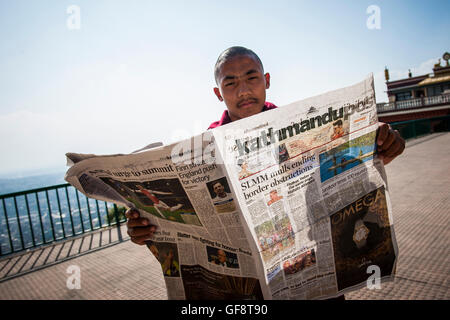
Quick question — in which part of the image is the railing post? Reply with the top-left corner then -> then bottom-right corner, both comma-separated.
65,186 -> 76,236
105,202 -> 111,227
55,189 -> 67,238
13,196 -> 25,251
95,200 -> 102,227
85,196 -> 94,231
24,195 -> 36,247
113,204 -> 123,242
2,198 -> 14,254
75,190 -> 85,234
37,192 -> 53,243
44,190 -> 58,241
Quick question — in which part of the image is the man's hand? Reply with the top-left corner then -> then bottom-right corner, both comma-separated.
126,208 -> 157,245
376,122 -> 405,165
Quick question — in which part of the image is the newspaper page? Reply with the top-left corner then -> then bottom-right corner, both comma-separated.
65,130 -> 269,300
65,74 -> 397,300
212,74 -> 398,299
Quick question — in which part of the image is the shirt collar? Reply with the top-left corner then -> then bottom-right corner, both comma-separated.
208,102 -> 277,129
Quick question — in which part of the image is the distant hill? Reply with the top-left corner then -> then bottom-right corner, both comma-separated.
0,172 -> 66,195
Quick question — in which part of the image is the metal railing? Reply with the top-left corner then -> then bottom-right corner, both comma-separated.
0,183 -> 126,257
377,93 -> 450,113
390,115 -> 450,140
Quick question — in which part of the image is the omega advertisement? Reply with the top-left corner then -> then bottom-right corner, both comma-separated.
330,186 -> 396,291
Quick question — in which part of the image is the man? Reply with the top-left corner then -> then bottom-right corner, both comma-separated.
135,184 -> 183,218
161,248 -> 180,277
237,159 -> 252,179
210,180 -> 236,213
126,46 -> 405,252
331,119 -> 345,140
208,46 -> 275,128
267,190 -> 283,206
276,144 -> 290,163
213,249 -> 228,267
211,181 -> 233,202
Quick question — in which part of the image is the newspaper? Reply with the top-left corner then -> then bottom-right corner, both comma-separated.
65,74 -> 398,300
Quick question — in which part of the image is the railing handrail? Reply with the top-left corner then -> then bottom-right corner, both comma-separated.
377,93 -> 450,113
0,183 -> 71,199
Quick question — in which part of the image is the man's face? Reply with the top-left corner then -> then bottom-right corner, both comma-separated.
240,161 -> 248,170
214,55 -> 270,122
213,182 -> 225,195
217,250 -> 227,263
270,191 -> 278,201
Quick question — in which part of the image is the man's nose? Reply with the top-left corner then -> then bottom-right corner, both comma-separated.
237,81 -> 251,97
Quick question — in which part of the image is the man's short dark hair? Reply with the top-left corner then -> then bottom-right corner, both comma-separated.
214,46 -> 264,84
212,181 -> 223,187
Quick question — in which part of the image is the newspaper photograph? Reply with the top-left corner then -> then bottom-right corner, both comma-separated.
65,74 -> 398,300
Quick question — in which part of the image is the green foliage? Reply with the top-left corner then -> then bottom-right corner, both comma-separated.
107,205 -> 127,224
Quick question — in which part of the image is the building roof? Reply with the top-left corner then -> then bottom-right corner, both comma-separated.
386,74 -> 429,90
418,74 -> 450,86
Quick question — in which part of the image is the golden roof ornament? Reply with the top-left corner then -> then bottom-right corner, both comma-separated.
434,58 -> 442,68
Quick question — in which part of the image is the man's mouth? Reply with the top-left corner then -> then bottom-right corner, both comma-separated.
238,99 -> 258,108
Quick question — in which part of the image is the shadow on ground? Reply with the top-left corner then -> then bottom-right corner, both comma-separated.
0,225 -> 129,283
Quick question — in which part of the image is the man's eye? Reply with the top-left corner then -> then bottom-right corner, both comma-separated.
248,77 -> 258,80
225,82 -> 235,87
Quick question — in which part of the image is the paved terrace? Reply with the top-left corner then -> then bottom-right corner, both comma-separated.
0,133 -> 449,300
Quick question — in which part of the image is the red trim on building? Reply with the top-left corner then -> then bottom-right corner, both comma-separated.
379,109 -> 450,123
386,75 -> 429,90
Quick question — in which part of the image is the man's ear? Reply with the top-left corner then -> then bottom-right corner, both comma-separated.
264,73 -> 271,89
213,87 -> 223,101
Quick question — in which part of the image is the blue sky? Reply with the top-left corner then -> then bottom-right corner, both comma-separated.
0,0 -> 449,176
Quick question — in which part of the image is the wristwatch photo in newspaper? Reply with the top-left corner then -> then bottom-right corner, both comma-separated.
353,219 -> 370,249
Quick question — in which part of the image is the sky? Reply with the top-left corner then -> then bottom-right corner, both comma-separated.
0,0 -> 449,177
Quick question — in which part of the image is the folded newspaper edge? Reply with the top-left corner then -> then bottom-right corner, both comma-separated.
65,74 -> 398,300
65,142 -> 164,167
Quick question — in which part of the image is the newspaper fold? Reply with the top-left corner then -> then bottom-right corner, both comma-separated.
65,74 -> 398,300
